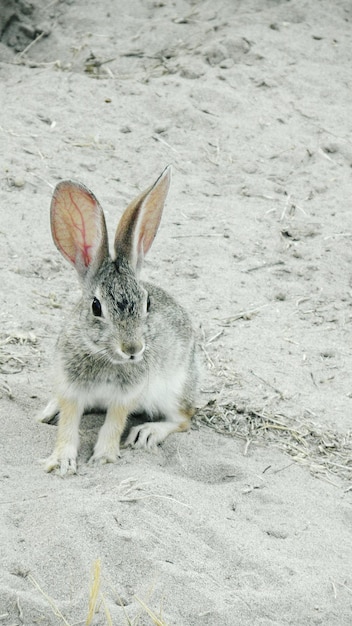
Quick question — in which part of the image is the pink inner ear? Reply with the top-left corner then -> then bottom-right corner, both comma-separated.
137,223 -> 153,258
136,191 -> 163,258
52,185 -> 100,267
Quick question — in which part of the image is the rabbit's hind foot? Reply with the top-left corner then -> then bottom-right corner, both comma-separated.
37,398 -> 60,424
125,409 -> 193,450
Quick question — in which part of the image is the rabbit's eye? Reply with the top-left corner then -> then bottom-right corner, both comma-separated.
92,297 -> 102,317
146,295 -> 151,312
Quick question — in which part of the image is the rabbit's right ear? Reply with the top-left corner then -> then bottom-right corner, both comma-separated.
50,181 -> 109,279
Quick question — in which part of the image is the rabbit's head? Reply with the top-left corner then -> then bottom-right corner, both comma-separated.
50,167 -> 171,365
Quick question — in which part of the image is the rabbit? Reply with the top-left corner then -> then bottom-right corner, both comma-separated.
38,166 -> 200,475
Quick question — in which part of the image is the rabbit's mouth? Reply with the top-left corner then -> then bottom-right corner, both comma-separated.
109,354 -> 144,366
109,343 -> 145,365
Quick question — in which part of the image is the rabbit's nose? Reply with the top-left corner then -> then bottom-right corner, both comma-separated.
121,341 -> 145,360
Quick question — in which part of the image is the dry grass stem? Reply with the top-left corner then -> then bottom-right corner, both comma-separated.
101,595 -> 113,626
17,31 -> 45,58
152,134 -> 180,154
116,479 -> 191,508
134,596 -> 168,626
205,330 -> 224,345
86,559 -> 101,625
0,380 -> 13,399
28,573 -> 71,626
220,304 -> 268,325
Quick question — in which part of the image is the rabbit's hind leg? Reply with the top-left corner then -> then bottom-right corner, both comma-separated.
125,406 -> 194,451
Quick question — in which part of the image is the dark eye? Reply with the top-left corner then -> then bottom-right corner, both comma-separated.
92,297 -> 102,317
146,294 -> 151,312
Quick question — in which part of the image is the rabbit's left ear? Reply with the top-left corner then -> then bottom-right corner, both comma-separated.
114,166 -> 171,273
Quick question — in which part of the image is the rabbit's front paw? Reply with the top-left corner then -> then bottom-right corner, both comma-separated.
45,448 -> 77,476
89,449 -> 120,466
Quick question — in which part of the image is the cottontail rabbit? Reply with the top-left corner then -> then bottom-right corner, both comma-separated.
39,167 -> 200,474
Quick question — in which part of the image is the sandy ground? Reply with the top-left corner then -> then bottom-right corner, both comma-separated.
0,1 -> 352,624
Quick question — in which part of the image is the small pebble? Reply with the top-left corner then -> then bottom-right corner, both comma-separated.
321,349 -> 335,359
242,163 -> 257,174
154,124 -> 169,134
219,58 -> 234,69
12,178 -> 25,188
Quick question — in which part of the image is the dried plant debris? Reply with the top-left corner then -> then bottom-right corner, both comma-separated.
0,331 -> 38,375
197,400 -> 352,485
0,331 -> 37,346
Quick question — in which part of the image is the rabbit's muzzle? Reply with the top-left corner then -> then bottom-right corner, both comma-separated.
113,338 -> 145,363
121,339 -> 145,361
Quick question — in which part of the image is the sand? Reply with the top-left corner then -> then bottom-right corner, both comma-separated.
0,1 -> 351,624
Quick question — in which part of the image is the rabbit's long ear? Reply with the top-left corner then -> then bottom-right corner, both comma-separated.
114,166 -> 171,273
50,181 -> 109,279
